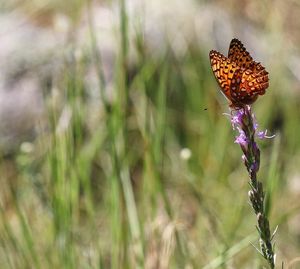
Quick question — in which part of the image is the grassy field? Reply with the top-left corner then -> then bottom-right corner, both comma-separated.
1,0 -> 300,268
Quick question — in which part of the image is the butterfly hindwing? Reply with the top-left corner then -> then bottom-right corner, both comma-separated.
229,68 -> 246,104
241,70 -> 269,97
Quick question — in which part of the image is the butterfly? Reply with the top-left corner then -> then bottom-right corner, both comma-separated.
209,38 -> 269,108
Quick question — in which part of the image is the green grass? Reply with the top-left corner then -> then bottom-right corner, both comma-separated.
1,0 -> 300,268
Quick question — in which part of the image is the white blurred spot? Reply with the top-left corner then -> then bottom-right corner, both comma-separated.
180,148 -> 191,160
20,142 -> 34,153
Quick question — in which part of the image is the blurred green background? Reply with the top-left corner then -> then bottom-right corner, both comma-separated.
0,0 -> 300,268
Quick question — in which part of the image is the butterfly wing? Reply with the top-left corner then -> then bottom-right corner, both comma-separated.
228,38 -> 254,69
228,38 -> 269,100
230,69 -> 269,106
228,68 -> 252,106
241,70 -> 269,96
209,50 -> 241,103
228,38 -> 269,76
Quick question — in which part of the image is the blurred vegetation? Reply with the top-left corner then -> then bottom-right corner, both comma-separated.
1,0 -> 300,268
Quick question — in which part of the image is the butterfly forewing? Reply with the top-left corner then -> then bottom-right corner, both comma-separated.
228,38 -> 269,75
209,50 -> 240,102
228,38 -> 254,70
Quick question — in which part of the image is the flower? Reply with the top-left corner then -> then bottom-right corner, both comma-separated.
231,106 -> 274,142
229,105 -> 272,176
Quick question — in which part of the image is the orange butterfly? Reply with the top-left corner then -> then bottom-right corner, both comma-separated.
209,38 -> 269,108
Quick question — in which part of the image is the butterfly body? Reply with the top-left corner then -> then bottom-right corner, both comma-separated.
209,38 -> 269,108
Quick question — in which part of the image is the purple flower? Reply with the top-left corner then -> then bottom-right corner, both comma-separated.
230,109 -> 245,129
234,128 -> 248,147
257,130 -> 275,139
228,105 -> 274,176
230,106 -> 274,143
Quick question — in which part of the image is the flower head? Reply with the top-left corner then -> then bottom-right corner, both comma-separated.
230,106 -> 274,143
228,105 -> 273,174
